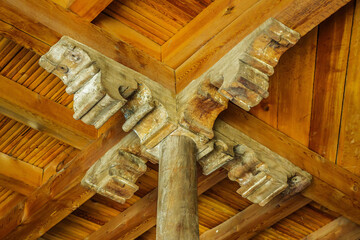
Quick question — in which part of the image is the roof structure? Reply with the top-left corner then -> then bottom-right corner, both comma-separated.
0,0 -> 359,239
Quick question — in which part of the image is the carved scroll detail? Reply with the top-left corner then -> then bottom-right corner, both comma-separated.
206,18 -> 300,111
81,133 -> 147,203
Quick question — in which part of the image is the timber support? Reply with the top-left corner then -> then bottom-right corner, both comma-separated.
39,17 -> 311,239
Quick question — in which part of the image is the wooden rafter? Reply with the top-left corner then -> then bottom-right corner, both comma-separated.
0,116 -> 127,239
85,169 -> 228,240
69,0 -> 114,22
0,152 -> 43,196
0,75 -> 97,149
303,216 -> 360,240
0,0 -> 175,92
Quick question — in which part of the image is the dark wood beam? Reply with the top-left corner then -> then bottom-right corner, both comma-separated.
0,116 -> 127,239
0,0 -> 175,92
85,169 -> 228,240
200,194 -> 311,240
220,104 -> 360,224
0,152 -> 43,196
0,75 -> 97,149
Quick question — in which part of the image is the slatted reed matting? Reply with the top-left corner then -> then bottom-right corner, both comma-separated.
94,0 -> 213,45
0,36 -> 73,109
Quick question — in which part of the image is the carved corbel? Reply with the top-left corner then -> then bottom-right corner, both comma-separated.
205,18 -> 300,111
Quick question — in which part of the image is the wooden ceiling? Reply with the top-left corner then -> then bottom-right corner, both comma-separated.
0,0 -> 359,239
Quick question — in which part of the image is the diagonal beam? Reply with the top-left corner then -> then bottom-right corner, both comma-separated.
220,104 -> 360,224
0,116 -> 127,239
85,169 -> 228,240
302,216 -> 360,240
200,194 -> 311,240
0,0 -> 175,92
69,0 -> 114,22
0,152 -> 43,196
0,75 -> 97,149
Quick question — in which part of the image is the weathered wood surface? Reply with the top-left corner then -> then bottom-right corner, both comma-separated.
0,0 -> 175,92
0,116 -> 127,239
82,133 -> 147,203
0,152 -> 43,196
309,3 -> 354,161
220,104 -> 360,224
337,0 -> 360,175
69,0 -> 114,22
0,75 -> 97,149
200,194 -> 311,240
85,169 -> 227,240
157,135 -> 199,240
175,0 -> 351,92
303,216 -> 360,240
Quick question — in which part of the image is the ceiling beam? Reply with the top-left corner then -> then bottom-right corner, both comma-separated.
220,104 -> 360,224
0,0 -> 175,92
0,116 -> 127,239
200,194 -> 311,240
303,216 -> 360,240
0,75 -> 97,149
85,169 -> 228,240
174,0 -> 352,92
69,0 -> 114,22
0,152 -> 43,196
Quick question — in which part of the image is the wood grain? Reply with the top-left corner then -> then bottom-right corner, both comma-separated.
69,0 -> 114,22
337,0 -> 360,175
0,75 -> 97,149
303,216 -> 360,240
0,0 -> 175,92
309,2 -> 354,162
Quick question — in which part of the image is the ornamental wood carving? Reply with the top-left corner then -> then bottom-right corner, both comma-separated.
39,18 -> 310,207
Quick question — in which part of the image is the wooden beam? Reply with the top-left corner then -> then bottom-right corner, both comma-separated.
0,116 -> 127,239
303,216 -> 360,240
220,104 -> 360,224
69,0 -> 114,22
0,75 -> 97,149
0,0 -> 175,92
200,194 -> 311,240
174,0 -> 351,92
0,152 -> 43,196
85,169 -> 228,240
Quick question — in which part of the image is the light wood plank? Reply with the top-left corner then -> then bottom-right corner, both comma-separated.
0,75 -> 97,149
220,104 -> 360,224
200,194 -> 311,240
309,3 -> 354,162
337,0 -> 360,175
85,169 -> 228,240
0,152 -> 43,196
0,0 -> 175,92
69,0 -> 114,22
303,216 -> 360,240
175,0 -> 351,92
0,116 -> 127,239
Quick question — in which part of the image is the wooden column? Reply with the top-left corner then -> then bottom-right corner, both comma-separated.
157,135 -> 199,240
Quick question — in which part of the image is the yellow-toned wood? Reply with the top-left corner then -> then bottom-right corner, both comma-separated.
337,0 -> 360,176
303,216 -> 360,240
0,152 -> 43,196
0,0 -> 175,92
69,0 -> 114,22
93,14 -> 161,60
276,28 -> 317,146
0,75 -> 97,149
175,0 -> 351,92
0,117 -> 127,239
309,3 -> 354,162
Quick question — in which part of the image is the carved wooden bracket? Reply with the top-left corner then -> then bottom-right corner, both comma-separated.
39,18 -> 309,205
